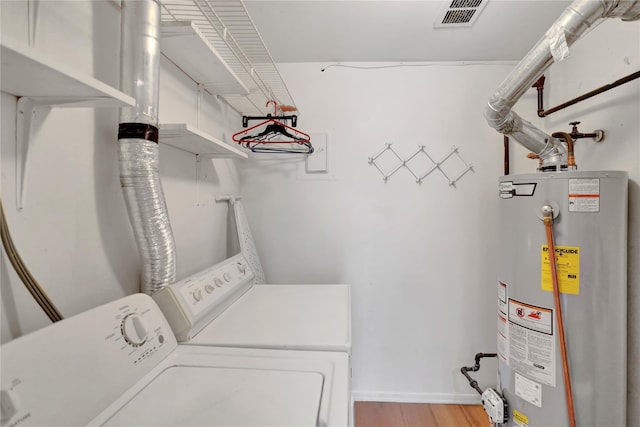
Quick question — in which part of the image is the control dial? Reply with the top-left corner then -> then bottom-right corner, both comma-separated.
237,262 -> 246,274
121,314 -> 148,347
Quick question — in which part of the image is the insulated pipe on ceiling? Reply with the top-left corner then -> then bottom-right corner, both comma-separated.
484,0 -> 640,169
118,0 -> 176,294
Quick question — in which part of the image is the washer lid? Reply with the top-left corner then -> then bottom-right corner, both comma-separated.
90,346 -> 346,427
101,366 -> 323,426
189,284 -> 351,352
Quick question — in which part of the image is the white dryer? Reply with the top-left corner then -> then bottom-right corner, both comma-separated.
152,260 -> 351,353
0,294 -> 349,427
152,197 -> 351,355
149,197 -> 352,426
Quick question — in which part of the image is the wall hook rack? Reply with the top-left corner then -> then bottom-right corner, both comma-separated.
368,143 -> 474,187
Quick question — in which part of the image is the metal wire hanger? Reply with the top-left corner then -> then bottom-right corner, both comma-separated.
232,101 -> 313,154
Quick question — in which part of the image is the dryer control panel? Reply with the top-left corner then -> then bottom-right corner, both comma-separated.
152,253 -> 255,342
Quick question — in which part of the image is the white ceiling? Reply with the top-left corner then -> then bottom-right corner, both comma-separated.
244,0 -> 573,63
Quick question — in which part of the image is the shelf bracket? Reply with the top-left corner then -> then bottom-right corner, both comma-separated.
196,154 -> 202,206
17,97 -> 49,211
194,153 -> 225,206
15,95 -> 120,210
196,83 -> 204,128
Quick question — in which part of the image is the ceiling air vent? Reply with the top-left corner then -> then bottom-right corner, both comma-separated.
434,0 -> 488,28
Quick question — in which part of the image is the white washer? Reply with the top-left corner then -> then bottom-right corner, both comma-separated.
0,294 -> 349,427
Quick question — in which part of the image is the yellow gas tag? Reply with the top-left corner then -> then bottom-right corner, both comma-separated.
513,409 -> 529,427
541,245 -> 580,295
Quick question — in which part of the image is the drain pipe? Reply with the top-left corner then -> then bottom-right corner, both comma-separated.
118,0 -> 176,294
484,0 -> 640,170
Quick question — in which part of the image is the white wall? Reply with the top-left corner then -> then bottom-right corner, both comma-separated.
240,61 -> 512,403
1,0 -> 638,421
239,18 -> 640,413
0,1 -> 241,343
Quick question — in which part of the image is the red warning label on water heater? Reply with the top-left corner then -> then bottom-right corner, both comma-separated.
498,281 -> 507,314
508,299 -> 552,334
508,299 -> 556,387
497,282 -> 509,364
569,178 -> 600,212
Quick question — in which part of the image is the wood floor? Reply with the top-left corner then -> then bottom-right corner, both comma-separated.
354,402 -> 490,427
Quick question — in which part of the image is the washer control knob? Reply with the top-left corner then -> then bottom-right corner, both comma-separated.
214,278 -> 224,287
121,314 -> 148,347
223,273 -> 231,282
193,289 -> 203,302
204,284 -> 215,294
0,389 -> 20,423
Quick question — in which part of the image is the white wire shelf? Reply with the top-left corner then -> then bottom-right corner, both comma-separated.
159,0 -> 298,116
160,21 -> 249,95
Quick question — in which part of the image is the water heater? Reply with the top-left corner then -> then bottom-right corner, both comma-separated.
496,171 -> 627,426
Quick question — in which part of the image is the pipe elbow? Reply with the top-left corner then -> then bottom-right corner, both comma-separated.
485,104 -> 522,136
484,98 -> 506,133
484,102 -> 500,130
485,91 -> 522,134
604,0 -> 640,20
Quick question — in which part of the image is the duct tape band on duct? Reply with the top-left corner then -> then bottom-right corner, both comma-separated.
546,22 -> 570,61
118,123 -> 159,143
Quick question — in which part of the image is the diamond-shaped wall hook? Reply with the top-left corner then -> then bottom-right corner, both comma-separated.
368,143 -> 474,187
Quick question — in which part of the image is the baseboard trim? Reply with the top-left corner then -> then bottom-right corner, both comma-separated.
351,390 -> 482,405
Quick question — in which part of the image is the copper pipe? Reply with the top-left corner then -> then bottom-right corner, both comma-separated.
552,132 -> 576,169
503,136 -> 510,175
532,75 -> 546,117
527,152 -> 543,169
537,70 -> 640,117
568,121 -> 600,140
544,211 -> 577,427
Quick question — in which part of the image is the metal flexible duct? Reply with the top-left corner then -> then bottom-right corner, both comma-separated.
118,0 -> 176,294
485,0 -> 640,168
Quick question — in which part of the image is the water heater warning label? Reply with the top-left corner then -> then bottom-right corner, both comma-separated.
497,282 -> 509,363
541,245 -> 580,294
515,373 -> 542,408
513,409 -> 530,427
569,178 -> 600,212
498,312 -> 509,363
508,299 -> 556,387
498,281 -> 507,315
